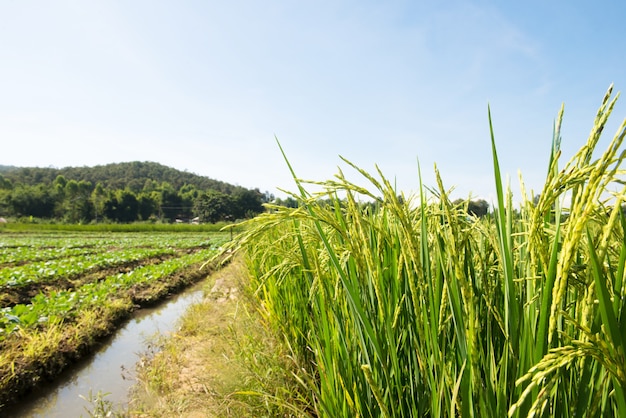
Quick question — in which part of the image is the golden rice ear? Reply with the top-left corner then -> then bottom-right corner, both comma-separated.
234,87 -> 626,417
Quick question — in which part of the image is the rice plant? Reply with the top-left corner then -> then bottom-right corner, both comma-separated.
222,86 -> 626,417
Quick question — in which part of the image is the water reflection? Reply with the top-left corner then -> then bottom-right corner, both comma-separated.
4,284 -> 205,417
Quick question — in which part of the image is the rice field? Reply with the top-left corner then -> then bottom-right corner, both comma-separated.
0,230 -> 229,410
223,87 -> 626,417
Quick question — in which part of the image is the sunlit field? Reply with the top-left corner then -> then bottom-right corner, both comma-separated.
224,87 -> 626,417
0,230 -> 229,409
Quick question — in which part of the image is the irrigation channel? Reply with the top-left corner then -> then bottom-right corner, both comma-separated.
4,279 -> 208,417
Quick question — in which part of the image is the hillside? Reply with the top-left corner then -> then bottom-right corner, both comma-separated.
0,165 -> 17,173
0,161 -> 242,194
0,162 -> 267,223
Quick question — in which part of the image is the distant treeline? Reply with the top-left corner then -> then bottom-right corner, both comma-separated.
0,161 -> 271,223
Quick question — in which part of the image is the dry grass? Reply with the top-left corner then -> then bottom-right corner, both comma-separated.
130,257 -> 304,417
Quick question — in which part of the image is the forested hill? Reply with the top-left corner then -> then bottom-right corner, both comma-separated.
0,161 -> 239,194
0,161 -> 270,223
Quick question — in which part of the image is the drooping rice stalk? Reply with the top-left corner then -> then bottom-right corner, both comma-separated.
218,87 -> 626,417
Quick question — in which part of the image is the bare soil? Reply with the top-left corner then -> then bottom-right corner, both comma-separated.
130,257 -> 292,417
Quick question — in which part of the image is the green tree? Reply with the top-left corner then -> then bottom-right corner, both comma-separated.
160,187 -> 183,222
179,184 -> 199,219
232,188 -> 264,219
142,179 -> 160,193
58,179 -> 94,222
453,198 -> 490,218
0,175 -> 13,190
91,183 -> 107,223
193,191 -> 235,223
137,192 -> 159,221
8,184 -> 56,218
103,189 -> 139,223
53,174 -> 67,190
468,199 -> 489,217
274,196 -> 299,208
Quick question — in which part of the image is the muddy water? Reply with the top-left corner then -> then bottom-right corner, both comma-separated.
4,281 -> 207,417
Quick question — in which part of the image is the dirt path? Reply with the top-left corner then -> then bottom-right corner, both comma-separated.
128,257 -> 296,417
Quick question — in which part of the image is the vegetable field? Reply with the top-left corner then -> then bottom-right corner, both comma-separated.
0,230 -> 228,409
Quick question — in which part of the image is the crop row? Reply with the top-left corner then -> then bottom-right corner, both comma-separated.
0,247 -> 177,290
0,232 -> 225,251
0,236 -> 218,268
0,247 -> 217,342
0,246 -> 98,266
0,235 -> 120,249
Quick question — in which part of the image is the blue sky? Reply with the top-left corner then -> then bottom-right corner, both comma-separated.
1,1 -> 625,202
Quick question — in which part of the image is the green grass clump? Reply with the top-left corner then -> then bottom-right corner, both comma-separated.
1,222 -> 235,233
223,86 -> 626,417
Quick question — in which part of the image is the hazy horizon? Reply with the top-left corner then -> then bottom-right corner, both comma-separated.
2,1 -> 625,202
